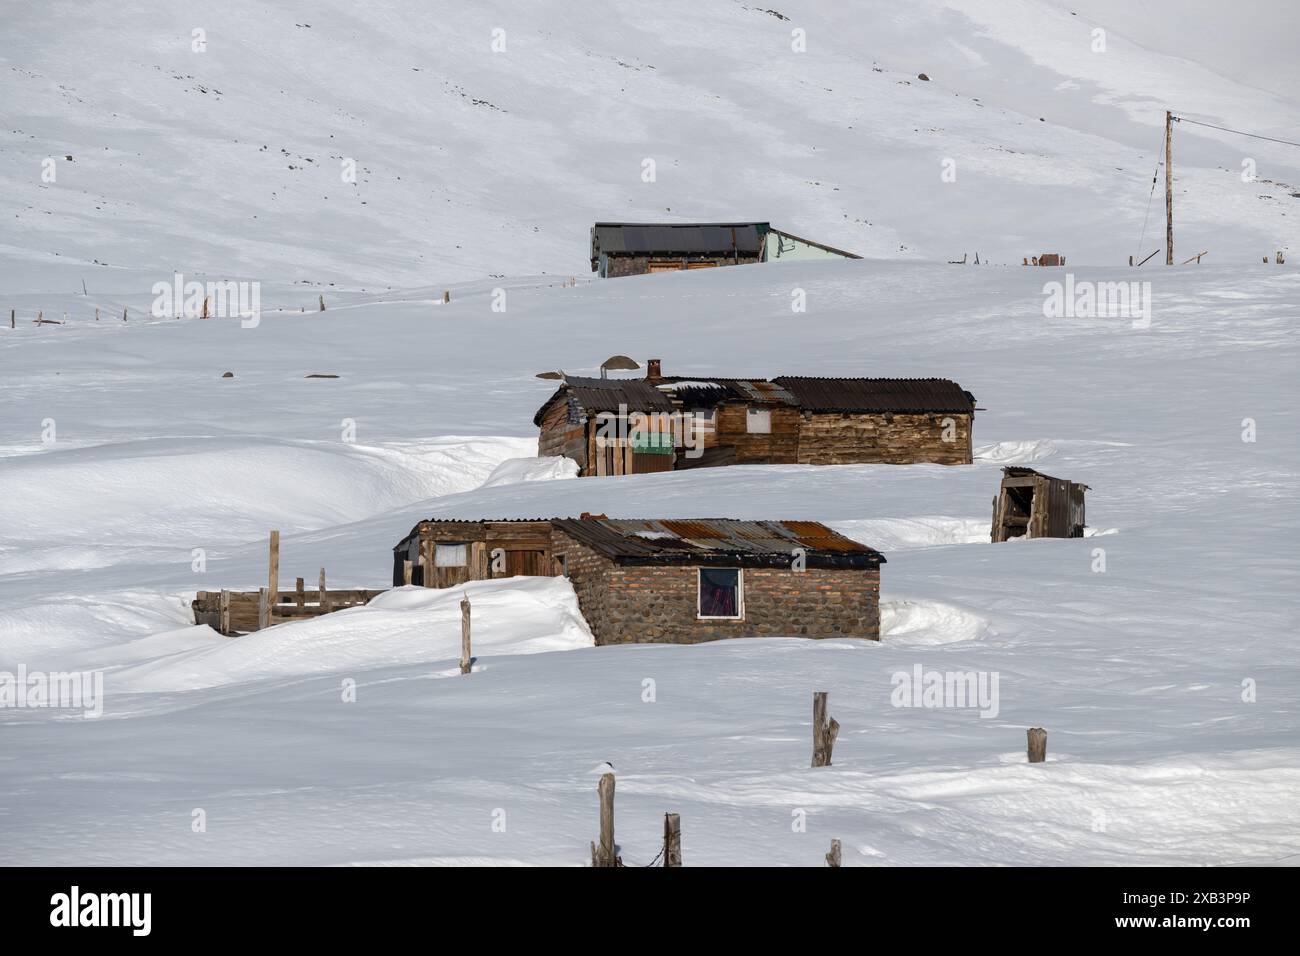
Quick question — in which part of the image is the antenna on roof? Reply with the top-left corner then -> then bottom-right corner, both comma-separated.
600,355 -> 639,379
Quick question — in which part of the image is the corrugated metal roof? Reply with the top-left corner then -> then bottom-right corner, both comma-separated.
773,377 -> 976,413
553,517 -> 884,568
591,222 -> 767,261
533,376 -> 677,425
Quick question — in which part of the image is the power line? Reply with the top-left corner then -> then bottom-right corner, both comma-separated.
1172,115 -> 1300,149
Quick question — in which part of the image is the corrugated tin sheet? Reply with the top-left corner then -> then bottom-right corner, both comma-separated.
591,223 -> 766,259
662,377 -> 798,407
773,377 -> 976,413
534,376 -> 676,425
553,517 -> 884,568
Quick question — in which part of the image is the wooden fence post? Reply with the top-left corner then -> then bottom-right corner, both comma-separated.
591,772 -> 620,867
460,595 -> 472,674
9,309 -> 13,329
267,530 -> 280,605
1027,727 -> 1047,763
319,568 -> 331,612
319,294 -> 326,311
442,290 -> 450,304
826,839 -> 842,867
257,587 -> 271,631
295,576 -> 305,610
811,692 -> 839,767
123,308 -> 127,322
663,812 -> 682,867
219,589 -> 231,636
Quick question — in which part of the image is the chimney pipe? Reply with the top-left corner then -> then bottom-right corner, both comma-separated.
646,358 -> 662,382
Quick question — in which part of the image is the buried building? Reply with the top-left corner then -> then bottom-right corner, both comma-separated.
533,359 -> 977,474
392,516 -> 884,644
589,222 -> 861,277
990,466 -> 1089,542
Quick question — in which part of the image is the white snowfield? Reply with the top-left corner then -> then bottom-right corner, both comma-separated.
2,1 -> 1298,866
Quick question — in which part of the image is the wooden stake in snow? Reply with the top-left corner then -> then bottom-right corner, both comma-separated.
201,296 -> 210,319
663,812 -> 682,867
442,290 -> 450,304
257,587 -> 271,631
460,594 -> 472,674
10,309 -> 14,329
1027,727 -> 1047,763
95,307 -> 99,321
219,589 -> 231,636
123,307 -> 127,323
590,772 -> 620,867
267,530 -> 280,606
319,568 -> 331,613
295,576 -> 305,610
826,839 -> 842,868
811,692 -> 839,767
319,294 -> 326,312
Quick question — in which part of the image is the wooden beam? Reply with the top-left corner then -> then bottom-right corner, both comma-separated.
319,568 -> 331,612
812,692 -> 840,767
460,595 -> 472,675
219,589 -> 231,636
663,813 -> 682,867
1028,727 -> 1047,763
267,530 -> 280,604
1165,110 -> 1174,265
591,772 -> 620,867
826,838 -> 842,867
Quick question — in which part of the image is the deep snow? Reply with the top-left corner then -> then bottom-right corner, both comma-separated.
2,1 -> 1298,866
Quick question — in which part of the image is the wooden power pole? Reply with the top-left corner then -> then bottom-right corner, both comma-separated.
1165,110 -> 1174,265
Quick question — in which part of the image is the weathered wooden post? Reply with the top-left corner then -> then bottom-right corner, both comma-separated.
9,309 -> 13,329
267,530 -> 280,606
1027,727 -> 1047,763
295,576 -> 305,610
811,692 -> 839,767
201,296 -> 210,319
826,838 -> 842,867
319,568 -> 331,613
460,595 -> 472,674
123,307 -> 127,322
218,589 -> 231,636
318,294 -> 326,311
257,587 -> 271,630
590,772 -> 620,867
442,290 -> 450,304
663,812 -> 682,867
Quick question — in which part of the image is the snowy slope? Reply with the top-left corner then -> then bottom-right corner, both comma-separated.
2,0 -> 1297,296
2,2 -> 1298,867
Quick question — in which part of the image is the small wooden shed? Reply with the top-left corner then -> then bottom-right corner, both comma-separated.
991,467 -> 1088,542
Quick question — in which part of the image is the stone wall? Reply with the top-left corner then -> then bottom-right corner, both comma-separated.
552,529 -> 880,644
603,254 -> 762,277
796,411 -> 972,465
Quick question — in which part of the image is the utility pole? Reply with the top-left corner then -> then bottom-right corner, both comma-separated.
1165,110 -> 1174,265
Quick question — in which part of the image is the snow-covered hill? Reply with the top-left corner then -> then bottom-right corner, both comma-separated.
3,0 -> 1297,294
1,3 -> 1298,866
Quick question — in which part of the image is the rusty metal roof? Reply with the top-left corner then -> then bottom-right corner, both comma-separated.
772,377 -> 976,413
552,517 -> 884,569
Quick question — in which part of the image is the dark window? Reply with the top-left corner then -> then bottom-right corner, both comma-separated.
699,568 -> 742,619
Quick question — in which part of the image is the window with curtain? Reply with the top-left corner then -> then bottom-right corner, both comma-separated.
435,543 -> 468,567
698,568 -> 742,618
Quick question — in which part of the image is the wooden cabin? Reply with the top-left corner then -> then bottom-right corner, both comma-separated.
590,223 -> 860,277
393,516 -> 885,645
391,519 -> 555,587
991,467 -> 1088,542
533,360 -> 976,475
